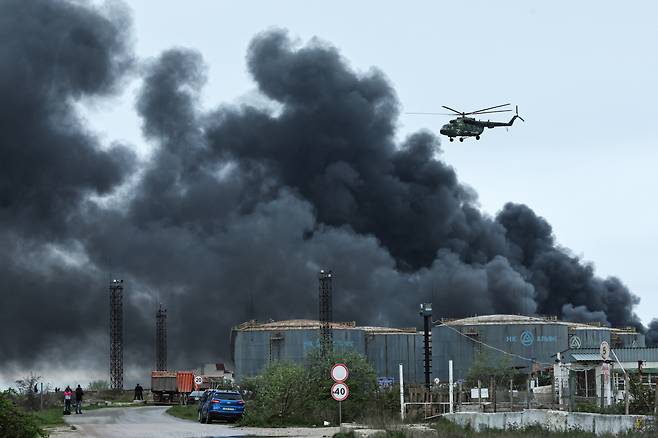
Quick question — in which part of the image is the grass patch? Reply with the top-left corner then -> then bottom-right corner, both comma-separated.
31,407 -> 65,427
166,405 -> 198,422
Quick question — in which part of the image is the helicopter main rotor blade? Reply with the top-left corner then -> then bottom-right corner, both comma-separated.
405,112 -> 455,116
471,103 -> 511,114
469,109 -> 512,115
441,105 -> 464,115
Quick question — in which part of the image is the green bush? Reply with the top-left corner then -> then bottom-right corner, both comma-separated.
87,380 -> 110,391
240,349 -> 382,426
0,393 -> 46,438
240,361 -> 310,426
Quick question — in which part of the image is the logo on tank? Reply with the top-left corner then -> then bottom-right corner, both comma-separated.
569,335 -> 582,349
520,330 -> 534,346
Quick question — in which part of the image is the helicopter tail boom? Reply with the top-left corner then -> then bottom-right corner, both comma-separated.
498,105 -> 524,127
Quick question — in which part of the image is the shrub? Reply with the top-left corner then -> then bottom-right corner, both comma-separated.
0,393 -> 46,438
240,349 -> 382,426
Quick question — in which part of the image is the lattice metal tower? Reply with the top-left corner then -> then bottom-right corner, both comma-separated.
109,279 -> 124,390
319,270 -> 333,357
155,304 -> 167,371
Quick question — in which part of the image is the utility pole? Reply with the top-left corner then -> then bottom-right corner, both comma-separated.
556,352 -> 563,409
109,279 -> 124,390
419,303 -> 432,390
155,304 -> 167,371
449,360 -> 454,414
654,375 -> 658,416
399,363 -> 405,421
319,270 -> 333,357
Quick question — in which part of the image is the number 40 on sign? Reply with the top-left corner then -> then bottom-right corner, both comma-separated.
331,382 -> 349,401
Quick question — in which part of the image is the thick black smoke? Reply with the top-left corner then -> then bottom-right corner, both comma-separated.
0,0 -> 136,377
0,2 -> 653,383
646,320 -> 658,347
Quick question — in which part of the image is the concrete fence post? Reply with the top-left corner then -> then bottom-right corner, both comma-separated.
624,374 -> 629,415
568,370 -> 575,412
600,371 -> 605,411
654,375 -> 658,417
478,379 -> 482,412
458,381 -> 462,408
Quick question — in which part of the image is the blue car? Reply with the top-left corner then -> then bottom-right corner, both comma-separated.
197,389 -> 245,423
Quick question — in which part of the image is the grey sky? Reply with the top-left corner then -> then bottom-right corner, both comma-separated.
85,0 -> 658,324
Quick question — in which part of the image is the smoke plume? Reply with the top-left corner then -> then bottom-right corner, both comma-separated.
0,1 -> 653,383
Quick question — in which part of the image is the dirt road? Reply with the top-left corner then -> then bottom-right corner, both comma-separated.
50,406 -> 338,438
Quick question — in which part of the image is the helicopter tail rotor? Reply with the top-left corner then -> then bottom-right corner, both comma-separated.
515,105 -> 525,122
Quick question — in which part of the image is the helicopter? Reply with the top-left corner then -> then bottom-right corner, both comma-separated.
408,103 -> 524,142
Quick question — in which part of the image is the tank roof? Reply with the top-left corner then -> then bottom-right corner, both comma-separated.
233,319 -> 417,334
440,314 -> 636,332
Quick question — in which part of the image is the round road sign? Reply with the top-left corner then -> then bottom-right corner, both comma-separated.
194,376 -> 203,385
331,382 -> 349,401
600,341 -> 610,361
331,363 -> 349,382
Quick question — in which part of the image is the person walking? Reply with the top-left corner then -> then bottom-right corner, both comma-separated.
63,386 -> 73,415
74,385 -> 84,414
134,383 -> 144,401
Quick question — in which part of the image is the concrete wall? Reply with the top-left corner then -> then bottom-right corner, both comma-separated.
443,409 -> 652,435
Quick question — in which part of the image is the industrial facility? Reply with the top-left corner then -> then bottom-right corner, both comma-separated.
432,314 -> 646,381
231,319 -> 424,383
231,313 -> 657,390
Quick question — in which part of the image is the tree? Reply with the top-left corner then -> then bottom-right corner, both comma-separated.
14,374 -> 41,411
87,380 -> 110,391
241,362 -> 309,425
240,349 -> 379,426
466,351 -> 518,388
305,349 -> 378,422
0,393 -> 45,438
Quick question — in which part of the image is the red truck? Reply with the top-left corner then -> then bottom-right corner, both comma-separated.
151,371 -> 195,404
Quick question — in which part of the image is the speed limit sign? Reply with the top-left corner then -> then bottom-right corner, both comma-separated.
331,382 -> 349,401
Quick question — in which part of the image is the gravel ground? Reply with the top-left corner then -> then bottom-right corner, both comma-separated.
49,406 -> 339,438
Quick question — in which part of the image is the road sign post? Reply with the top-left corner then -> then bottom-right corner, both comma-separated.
331,363 -> 349,425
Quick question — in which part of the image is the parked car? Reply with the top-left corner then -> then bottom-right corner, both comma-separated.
186,390 -> 205,404
197,389 -> 245,423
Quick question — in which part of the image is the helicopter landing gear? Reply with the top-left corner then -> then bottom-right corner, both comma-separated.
449,137 -> 454,142
459,137 -> 464,142
476,135 -> 480,140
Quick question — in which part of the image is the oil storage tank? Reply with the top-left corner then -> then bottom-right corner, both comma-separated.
231,319 -> 423,383
432,314 -> 645,381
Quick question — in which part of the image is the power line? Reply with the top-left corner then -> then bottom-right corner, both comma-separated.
435,321 -> 554,367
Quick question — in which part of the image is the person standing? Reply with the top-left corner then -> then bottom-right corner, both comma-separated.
134,383 -> 144,401
74,385 -> 84,414
63,386 -> 73,415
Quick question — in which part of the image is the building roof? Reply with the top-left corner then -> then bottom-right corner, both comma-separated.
571,353 -> 603,361
233,319 -> 418,334
565,348 -> 658,363
440,314 -> 636,332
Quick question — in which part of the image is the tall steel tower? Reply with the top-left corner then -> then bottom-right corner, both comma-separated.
155,304 -> 167,371
109,279 -> 124,390
318,270 -> 333,357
